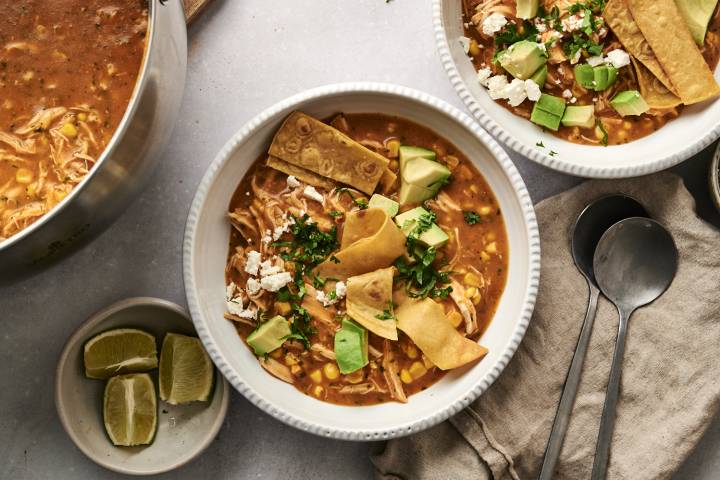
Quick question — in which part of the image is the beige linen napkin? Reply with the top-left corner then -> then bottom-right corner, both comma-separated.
372,172 -> 720,480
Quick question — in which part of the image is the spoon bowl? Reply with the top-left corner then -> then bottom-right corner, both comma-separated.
591,217 -> 678,480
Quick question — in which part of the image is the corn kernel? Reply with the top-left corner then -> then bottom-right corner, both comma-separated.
480,251 -> 491,262
77,112 -> 88,121
409,361 -> 428,379
386,139 -> 401,158
269,349 -> 283,359
471,292 -> 482,305
447,311 -> 463,328
290,364 -> 302,375
345,370 -> 364,384
479,205 -> 493,216
400,369 -> 413,384
470,184 -> 480,194
463,272 -> 482,288
469,38 -> 481,56
60,122 -> 78,138
422,355 -> 434,369
406,344 -> 419,359
623,121 -> 633,130
464,286 -> 478,299
486,232 -> 496,242
309,369 -> 323,383
15,168 -> 33,184
275,301 -> 292,316
284,352 -> 300,366
486,241 -> 497,254
312,385 -> 324,398
323,363 -> 340,380
389,159 -> 399,172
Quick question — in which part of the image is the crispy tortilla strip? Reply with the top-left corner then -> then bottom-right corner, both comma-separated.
396,297 -> 488,370
268,112 -> 389,195
346,267 -> 397,340
627,0 -> 720,104
631,59 -> 682,109
316,208 -> 406,280
605,0 -> 677,94
266,156 -> 336,190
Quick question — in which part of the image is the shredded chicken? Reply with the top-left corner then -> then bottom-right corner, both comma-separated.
302,285 -> 338,330
260,357 -> 294,384
450,279 -> 478,335
311,343 -> 337,361
223,311 -> 256,327
333,383 -> 377,395
382,340 -> 407,403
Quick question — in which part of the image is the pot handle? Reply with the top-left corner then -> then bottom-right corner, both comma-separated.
183,0 -> 213,24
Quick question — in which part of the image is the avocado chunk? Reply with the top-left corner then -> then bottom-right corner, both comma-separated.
246,315 -> 291,356
574,64 -> 595,89
401,157 -> 451,190
395,206 -> 449,248
610,90 -> 650,116
530,93 -> 566,131
399,181 -> 436,206
676,0 -> 718,45
593,65 -> 618,91
399,146 -> 436,172
529,64 -> 548,88
561,105 -> 596,128
334,319 -> 368,374
368,194 -> 399,217
498,41 -> 548,80
516,0 -> 539,19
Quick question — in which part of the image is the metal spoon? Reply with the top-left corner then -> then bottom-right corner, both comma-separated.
590,218 -> 678,480
538,196 -> 647,480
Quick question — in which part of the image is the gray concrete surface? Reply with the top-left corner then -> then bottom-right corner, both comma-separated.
2,1 -> 719,478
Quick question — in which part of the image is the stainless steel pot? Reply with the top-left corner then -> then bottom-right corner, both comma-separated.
0,0 -> 187,283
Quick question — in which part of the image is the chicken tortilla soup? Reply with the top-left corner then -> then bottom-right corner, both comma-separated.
224,112 -> 509,405
0,0 -> 148,241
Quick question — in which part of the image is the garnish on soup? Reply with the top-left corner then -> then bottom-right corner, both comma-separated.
461,0 -> 720,145
224,112 -> 508,405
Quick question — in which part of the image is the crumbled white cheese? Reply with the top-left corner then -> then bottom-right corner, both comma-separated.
286,175 -> 301,188
335,281 -> 347,300
271,215 -> 294,241
535,20 -> 547,33
245,250 -> 261,276
570,97 -> 578,104
487,75 -> 509,100
303,185 -> 324,203
458,36 -> 471,54
586,55 -> 605,67
505,79 -> 528,107
246,278 -> 261,295
598,27 -> 608,37
226,282 -> 237,301
227,298 -> 256,319
525,79 -> 542,102
262,230 -> 272,244
316,290 -> 337,307
482,13 -> 507,36
563,14 -> 584,32
538,42 -> 548,55
260,272 -> 293,292
570,49 -> 582,64
562,89 -> 573,99
606,49 -> 631,69
259,259 -> 281,277
477,67 -> 493,87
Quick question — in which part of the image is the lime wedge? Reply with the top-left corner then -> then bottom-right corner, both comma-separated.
103,373 -> 157,446
84,328 -> 158,379
159,333 -> 213,405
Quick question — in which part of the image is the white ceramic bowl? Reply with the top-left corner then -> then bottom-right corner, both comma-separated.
183,83 -> 540,440
434,0 -> 720,178
55,297 -> 229,475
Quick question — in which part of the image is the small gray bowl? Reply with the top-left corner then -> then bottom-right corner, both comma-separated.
55,297 -> 229,476
709,142 -> 720,213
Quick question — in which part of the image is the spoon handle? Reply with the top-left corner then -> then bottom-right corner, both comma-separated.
538,285 -> 600,480
591,307 -> 631,480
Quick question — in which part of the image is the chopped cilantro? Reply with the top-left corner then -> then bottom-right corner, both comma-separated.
536,140 -> 545,148
494,21 -> 540,48
328,210 -> 343,217
549,150 -> 558,157
394,246 -> 453,299
463,211 -> 482,225
597,119 -> 609,146
375,302 -> 395,321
